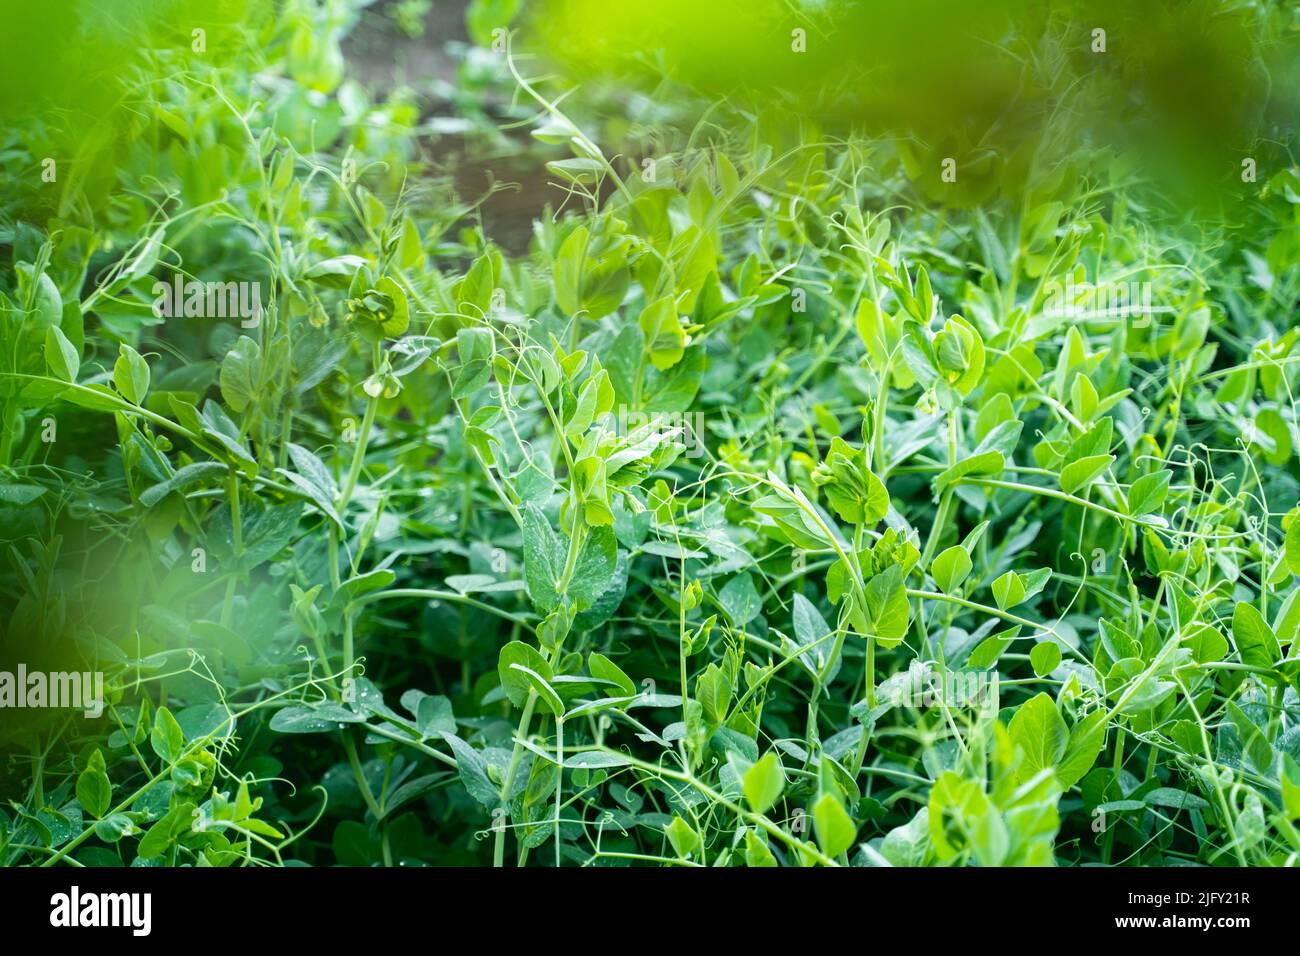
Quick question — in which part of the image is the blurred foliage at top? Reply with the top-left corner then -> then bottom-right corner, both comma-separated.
5,0 -> 1296,224
529,0 -> 1299,211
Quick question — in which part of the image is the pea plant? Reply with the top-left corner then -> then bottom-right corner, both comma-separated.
1,0 -> 1299,869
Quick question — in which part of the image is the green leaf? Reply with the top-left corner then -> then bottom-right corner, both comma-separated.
1286,519 -> 1300,577
1255,407 -> 1293,466
136,816 -> 177,860
1128,470 -> 1170,517
751,494 -> 832,551
935,451 -> 1004,495
791,593 -> 832,671
214,499 -> 303,569
93,814 -> 134,843
1056,710 -> 1108,789
718,572 -> 762,627
1274,590 -> 1300,648
588,651 -> 635,699
991,570 -> 1026,610
219,335 -> 261,413
269,702 -> 364,734
931,545 -> 972,594
455,255 -> 494,318
864,564 -> 910,647
1282,756 -> 1300,821
329,570 -> 395,615
967,626 -> 1020,669
742,752 -> 786,814
934,420 -> 1022,494
522,504 -> 565,613
1007,692 -> 1067,781
44,326 -> 79,381
510,663 -> 563,716
1021,567 -> 1052,602
137,801 -> 195,860
665,814 -> 699,857
1144,788 -> 1210,811
277,444 -> 344,529
1030,641 -> 1061,677
1232,601 -> 1280,670
567,524 -> 618,609
498,641 -> 552,708
547,157 -> 606,184
563,751 -> 632,769
1226,702 -> 1275,776
1215,365 -> 1254,405
396,215 -> 424,270
414,695 -> 456,738
554,225 -> 629,320
638,295 -> 687,371
150,706 -> 185,764
113,344 -> 150,405
76,764 -> 112,819
1059,454 -> 1114,495
442,734 -> 500,809
694,663 -> 733,726
304,254 -> 368,287
0,484 -> 46,505
1066,416 -> 1113,462
375,275 -> 410,337
331,820 -> 380,865
812,792 -> 857,858
564,377 -> 600,442
744,829 -> 778,867
139,462 -> 228,508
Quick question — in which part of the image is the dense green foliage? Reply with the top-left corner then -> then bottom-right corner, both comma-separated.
2,0 -> 1300,867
